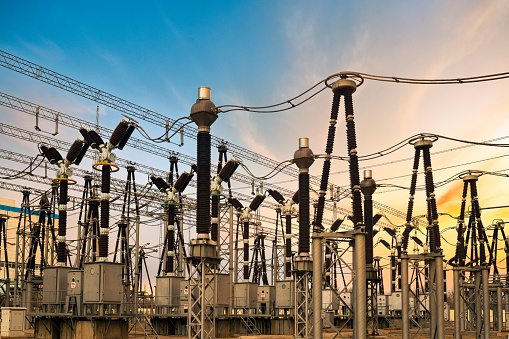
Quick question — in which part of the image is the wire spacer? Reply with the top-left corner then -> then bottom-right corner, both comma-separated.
92,161 -> 120,172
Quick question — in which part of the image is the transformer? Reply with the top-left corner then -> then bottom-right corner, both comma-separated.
155,276 -> 183,309
83,262 -> 122,304
42,267 -> 73,311
233,282 -> 257,310
275,280 -> 295,310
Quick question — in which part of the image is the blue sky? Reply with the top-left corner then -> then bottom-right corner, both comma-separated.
2,1 -> 509,287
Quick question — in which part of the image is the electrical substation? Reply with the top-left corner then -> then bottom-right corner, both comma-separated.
1,50 -> 509,339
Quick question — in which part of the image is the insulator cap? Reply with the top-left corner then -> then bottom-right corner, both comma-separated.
190,87 -> 217,128
174,171 -> 193,192
330,218 -> 344,232
267,189 -> 285,204
66,139 -> 84,163
249,193 -> 265,212
228,197 -> 243,210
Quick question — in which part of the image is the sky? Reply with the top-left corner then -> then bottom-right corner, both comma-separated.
1,0 -> 509,291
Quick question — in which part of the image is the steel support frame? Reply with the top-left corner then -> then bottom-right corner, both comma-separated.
295,270 -> 313,339
188,258 -> 217,339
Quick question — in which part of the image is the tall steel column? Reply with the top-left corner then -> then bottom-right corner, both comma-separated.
482,268 -> 490,339
312,235 -> 323,339
293,137 -> 315,339
453,268 -> 461,338
497,285 -> 503,332
401,255 -> 409,339
435,256 -> 445,339
187,87 -> 220,339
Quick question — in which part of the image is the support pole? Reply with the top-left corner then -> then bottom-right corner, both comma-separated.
435,256 -> 445,339
497,285 -> 503,332
312,235 -> 323,339
482,267 -> 490,339
229,204 -> 234,311
354,231 -> 366,339
453,269 -> 461,339
401,255 -> 409,339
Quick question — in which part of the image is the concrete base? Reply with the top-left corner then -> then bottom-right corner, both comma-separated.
35,318 -> 128,339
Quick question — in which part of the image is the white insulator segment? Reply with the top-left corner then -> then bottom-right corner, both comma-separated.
330,119 -> 337,126
325,272 -> 331,276
243,239 -> 249,244
285,257 -> 291,262
325,254 -> 332,259
57,235 -> 66,243
346,115 -> 354,122
101,193 -> 110,201
165,272 -> 176,277
100,228 -> 109,235
55,262 -> 66,267
97,257 -> 108,262
244,261 -> 249,265
167,251 -> 174,257
167,224 -> 174,231
59,204 -> 67,211
211,217 -> 219,224
285,234 -> 292,239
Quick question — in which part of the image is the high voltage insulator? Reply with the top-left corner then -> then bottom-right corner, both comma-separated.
81,118 -> 135,261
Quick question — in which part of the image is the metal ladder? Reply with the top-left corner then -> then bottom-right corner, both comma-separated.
239,311 -> 261,335
131,314 -> 160,339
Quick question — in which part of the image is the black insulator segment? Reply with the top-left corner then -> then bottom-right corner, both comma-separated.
57,179 -> 68,264
402,225 -> 412,251
74,143 -> 89,166
196,131 -> 211,235
166,205 -> 175,273
228,197 -> 243,210
244,221 -> 249,280
249,194 -> 265,212
150,176 -> 164,191
364,197 -> 374,264
380,239 -> 391,249
384,227 -> 396,237
325,91 -> 341,154
292,190 -> 300,205
285,215 -> 292,278
298,172 -> 310,254
373,213 -> 382,226
330,218 -> 344,232
40,145 -> 56,163
99,165 -> 111,258
80,128 -> 97,148
49,147 -> 63,162
110,120 -> 129,146
156,177 -> 169,191
218,160 -> 239,182
88,130 -> 105,147
174,171 -> 193,192
117,125 -> 135,150
267,189 -> 285,204
412,236 -> 423,247
211,195 -> 219,242
66,139 -> 84,163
